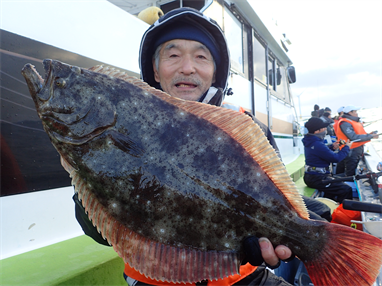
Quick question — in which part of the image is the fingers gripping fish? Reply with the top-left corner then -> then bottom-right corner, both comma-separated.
22,59 -> 382,286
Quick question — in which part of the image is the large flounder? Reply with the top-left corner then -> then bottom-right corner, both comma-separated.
22,59 -> 382,286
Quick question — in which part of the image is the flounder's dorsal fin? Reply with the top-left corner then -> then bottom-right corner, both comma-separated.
88,65 -> 309,219
88,65 -> 153,89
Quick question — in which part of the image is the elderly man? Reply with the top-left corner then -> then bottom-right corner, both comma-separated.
336,105 -> 379,176
138,7 -> 297,286
75,7 -> 295,286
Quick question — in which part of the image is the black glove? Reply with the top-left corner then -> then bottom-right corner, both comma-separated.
73,193 -> 110,246
242,236 -> 264,266
242,236 -> 295,269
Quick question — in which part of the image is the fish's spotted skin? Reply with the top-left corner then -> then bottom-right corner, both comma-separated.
21,60 -> 382,286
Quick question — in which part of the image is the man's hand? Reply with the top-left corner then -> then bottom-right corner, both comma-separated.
332,142 -> 340,150
259,237 -> 293,267
243,236 -> 294,269
345,139 -> 353,148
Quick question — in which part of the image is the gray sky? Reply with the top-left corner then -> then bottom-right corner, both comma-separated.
250,0 -> 382,119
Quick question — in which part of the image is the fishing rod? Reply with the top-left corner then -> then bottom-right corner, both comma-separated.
363,118 -> 382,127
322,171 -> 382,183
322,171 -> 382,194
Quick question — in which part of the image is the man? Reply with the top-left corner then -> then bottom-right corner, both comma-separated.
75,7 -> 294,286
140,7 -> 296,286
337,106 -> 344,117
311,104 -> 320,117
336,105 -> 379,176
320,107 -> 335,137
303,117 -> 354,202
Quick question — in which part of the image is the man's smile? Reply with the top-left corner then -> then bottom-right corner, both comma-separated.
175,82 -> 197,88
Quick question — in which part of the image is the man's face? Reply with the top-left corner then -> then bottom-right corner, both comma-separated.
349,110 -> 358,117
314,127 -> 327,134
153,39 -> 215,101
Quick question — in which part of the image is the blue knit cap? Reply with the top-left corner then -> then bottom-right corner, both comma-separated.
153,21 -> 221,65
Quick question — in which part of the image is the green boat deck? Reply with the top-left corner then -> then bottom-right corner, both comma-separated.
0,236 -> 126,286
1,155 -> 314,286
285,154 -> 316,197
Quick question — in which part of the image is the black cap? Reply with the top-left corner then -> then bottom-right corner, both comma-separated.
305,117 -> 330,133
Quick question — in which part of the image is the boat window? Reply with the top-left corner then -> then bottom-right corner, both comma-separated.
203,1 -> 223,29
276,64 -> 290,104
224,7 -> 244,74
268,59 -> 291,104
253,35 -> 266,83
268,56 -> 275,90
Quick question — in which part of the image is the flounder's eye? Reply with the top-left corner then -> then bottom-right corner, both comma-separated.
55,78 -> 66,88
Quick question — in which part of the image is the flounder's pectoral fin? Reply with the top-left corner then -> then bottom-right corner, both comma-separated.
109,130 -> 144,158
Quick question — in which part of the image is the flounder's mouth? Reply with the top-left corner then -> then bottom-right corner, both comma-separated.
23,60 -> 92,124
21,59 -> 56,108
22,59 -> 116,145
21,63 -> 45,107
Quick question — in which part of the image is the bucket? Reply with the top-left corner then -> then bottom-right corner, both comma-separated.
350,220 -> 382,238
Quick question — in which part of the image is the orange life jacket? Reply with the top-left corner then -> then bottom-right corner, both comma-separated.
336,118 -> 369,149
221,102 -> 247,114
123,262 -> 257,286
333,119 -> 340,136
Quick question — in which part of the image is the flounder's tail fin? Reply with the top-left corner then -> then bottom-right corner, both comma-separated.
304,222 -> 382,286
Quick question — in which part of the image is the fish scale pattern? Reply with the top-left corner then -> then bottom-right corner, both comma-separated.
68,162 -> 241,283
146,87 -> 310,220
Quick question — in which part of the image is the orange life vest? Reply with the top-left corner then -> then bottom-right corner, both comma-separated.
123,262 -> 257,286
333,119 -> 340,136
336,118 -> 369,149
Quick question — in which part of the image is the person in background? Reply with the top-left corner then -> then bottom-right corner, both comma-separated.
311,104 -> 320,117
335,105 -> 379,176
337,106 -> 344,117
320,107 -> 335,137
303,117 -> 353,203
333,106 -> 344,136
